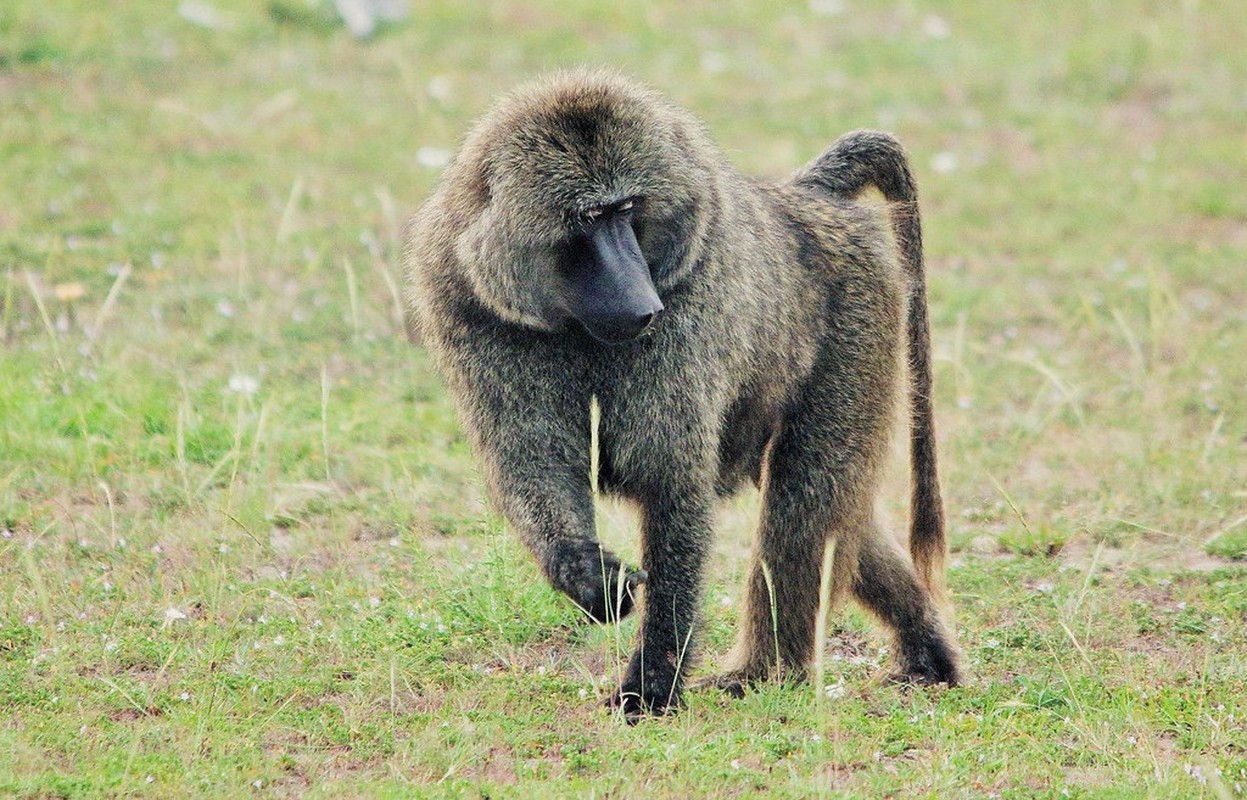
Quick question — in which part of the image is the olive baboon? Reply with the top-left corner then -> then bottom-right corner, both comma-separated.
405,70 -> 960,718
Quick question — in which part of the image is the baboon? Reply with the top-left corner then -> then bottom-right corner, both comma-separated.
405,70 -> 960,718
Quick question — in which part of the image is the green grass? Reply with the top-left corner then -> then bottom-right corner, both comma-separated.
2,0 -> 1246,796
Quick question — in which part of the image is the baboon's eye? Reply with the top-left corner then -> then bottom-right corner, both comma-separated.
576,198 -> 639,226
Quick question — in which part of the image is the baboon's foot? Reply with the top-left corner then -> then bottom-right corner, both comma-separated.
893,628 -> 961,687
695,670 -> 755,699
546,539 -> 646,624
695,663 -> 794,699
606,654 -> 682,723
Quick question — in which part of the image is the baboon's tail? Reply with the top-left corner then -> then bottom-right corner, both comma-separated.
795,131 -> 947,595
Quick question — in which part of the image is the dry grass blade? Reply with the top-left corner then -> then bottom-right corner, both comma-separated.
812,537 -> 837,703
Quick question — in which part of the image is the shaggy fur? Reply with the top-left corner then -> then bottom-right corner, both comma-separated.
405,70 -> 959,718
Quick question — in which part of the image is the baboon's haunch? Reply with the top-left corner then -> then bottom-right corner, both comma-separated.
405,70 -> 960,719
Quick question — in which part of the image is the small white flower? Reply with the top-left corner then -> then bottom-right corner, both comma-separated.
809,0 -> 846,17
922,14 -> 951,39
824,681 -> 846,699
931,151 -> 959,174
180,692 -> 191,701
427,76 -> 454,103
227,375 -> 258,395
2,529 -> 13,539
146,775 -> 155,784
416,147 -> 452,169
731,759 -> 741,770
389,538 -> 399,548
179,1 -> 230,30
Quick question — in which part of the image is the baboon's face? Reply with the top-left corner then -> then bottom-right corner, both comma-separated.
554,195 -> 664,344
454,90 -> 710,342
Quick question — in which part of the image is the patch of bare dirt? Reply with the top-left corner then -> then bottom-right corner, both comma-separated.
1058,537 -> 1238,574
1102,99 -> 1167,147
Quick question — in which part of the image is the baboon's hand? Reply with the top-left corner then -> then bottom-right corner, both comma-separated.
606,653 -> 681,722
546,539 -> 646,624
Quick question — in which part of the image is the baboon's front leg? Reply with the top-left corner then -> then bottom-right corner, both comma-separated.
441,331 -> 644,623
608,490 -> 713,718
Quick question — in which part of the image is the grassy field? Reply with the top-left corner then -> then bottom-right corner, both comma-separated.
2,0 -> 1246,796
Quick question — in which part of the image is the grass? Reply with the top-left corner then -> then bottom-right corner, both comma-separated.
2,0 -> 1245,796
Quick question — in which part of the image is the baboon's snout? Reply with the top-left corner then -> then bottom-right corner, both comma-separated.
584,300 -> 664,344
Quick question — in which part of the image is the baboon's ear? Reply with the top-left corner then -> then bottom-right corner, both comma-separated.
454,204 -> 560,331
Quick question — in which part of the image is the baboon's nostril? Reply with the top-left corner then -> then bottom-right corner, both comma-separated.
638,308 -> 664,332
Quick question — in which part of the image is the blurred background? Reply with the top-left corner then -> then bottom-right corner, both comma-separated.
2,1 -> 1245,795
5,0 -> 1244,563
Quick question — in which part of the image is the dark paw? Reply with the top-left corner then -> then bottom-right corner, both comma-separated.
547,539 -> 646,624
605,657 -> 681,722
606,678 -> 679,722
895,632 -> 961,687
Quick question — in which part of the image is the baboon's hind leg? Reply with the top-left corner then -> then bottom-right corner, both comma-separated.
852,524 -> 959,685
704,413 -> 864,697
